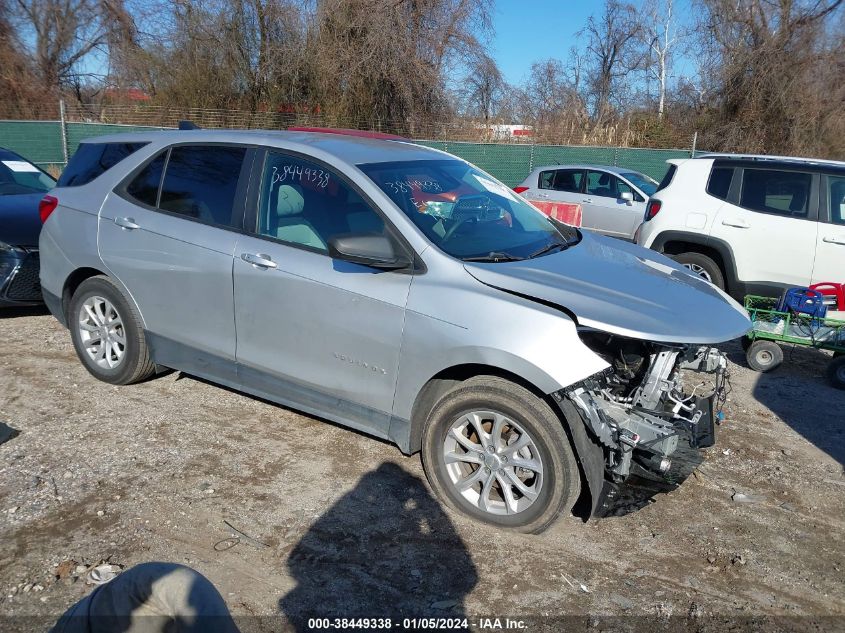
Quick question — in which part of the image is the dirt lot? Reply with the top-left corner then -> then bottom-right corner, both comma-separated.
1,306 -> 844,631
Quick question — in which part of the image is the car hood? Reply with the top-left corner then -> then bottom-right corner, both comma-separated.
463,231 -> 751,344
0,192 -> 43,248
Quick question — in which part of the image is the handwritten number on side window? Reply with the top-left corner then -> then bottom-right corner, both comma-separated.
271,164 -> 329,188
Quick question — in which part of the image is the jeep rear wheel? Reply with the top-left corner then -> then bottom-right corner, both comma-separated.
671,252 -> 725,290
421,376 -> 580,533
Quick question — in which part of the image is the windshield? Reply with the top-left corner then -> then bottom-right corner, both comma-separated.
620,171 -> 658,197
359,159 -> 579,261
0,156 -> 55,196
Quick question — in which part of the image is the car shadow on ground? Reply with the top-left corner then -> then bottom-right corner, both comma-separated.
277,462 -> 478,630
728,341 -> 845,467
0,305 -> 50,319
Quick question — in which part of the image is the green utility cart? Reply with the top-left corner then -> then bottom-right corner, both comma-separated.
743,295 -> 845,389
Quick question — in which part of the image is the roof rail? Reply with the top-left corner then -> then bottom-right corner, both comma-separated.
287,126 -> 407,141
696,152 -> 845,167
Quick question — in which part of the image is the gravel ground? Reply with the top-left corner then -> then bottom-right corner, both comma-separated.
1,306 -> 844,631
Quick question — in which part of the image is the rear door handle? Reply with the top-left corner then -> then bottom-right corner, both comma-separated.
536,193 -> 550,199
582,198 -> 593,203
241,252 -> 277,269
114,217 -> 140,230
721,218 -> 750,228
823,236 -> 845,245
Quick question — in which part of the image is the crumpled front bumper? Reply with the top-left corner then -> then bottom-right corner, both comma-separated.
555,345 -> 728,518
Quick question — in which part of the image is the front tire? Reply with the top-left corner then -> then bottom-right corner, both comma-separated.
421,376 -> 580,533
671,252 -> 725,290
68,276 -> 156,385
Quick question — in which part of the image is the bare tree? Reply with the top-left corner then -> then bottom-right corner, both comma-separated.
460,53 -> 505,126
580,0 -> 645,125
695,0 -> 844,155
640,0 -> 683,120
11,0 -> 112,95
522,58 -> 588,143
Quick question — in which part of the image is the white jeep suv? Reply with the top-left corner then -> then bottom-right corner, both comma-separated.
636,154 -> 845,298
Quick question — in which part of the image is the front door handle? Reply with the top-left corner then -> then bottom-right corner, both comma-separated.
721,218 -> 750,228
241,252 -> 277,269
823,236 -> 845,246
114,217 -> 140,230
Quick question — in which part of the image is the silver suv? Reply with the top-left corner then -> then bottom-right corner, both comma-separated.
39,129 -> 750,531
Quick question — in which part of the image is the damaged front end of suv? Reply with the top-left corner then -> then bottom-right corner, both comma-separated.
560,331 -> 730,516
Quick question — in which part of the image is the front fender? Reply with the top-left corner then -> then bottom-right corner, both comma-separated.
390,276 -> 610,454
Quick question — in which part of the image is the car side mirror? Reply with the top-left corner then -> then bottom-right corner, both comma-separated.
328,234 -> 411,270
620,191 -> 634,205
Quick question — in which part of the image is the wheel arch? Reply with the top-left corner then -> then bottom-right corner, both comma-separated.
62,268 -> 146,329
403,363 -> 602,521
651,230 -> 740,297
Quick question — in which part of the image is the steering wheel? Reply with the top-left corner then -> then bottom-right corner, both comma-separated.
442,216 -> 476,242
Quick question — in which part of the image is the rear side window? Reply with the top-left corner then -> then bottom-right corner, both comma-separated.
706,167 -> 733,201
538,170 -> 555,189
126,152 -> 166,206
740,169 -> 811,217
158,146 -> 247,226
655,165 -> 676,193
57,142 -> 148,187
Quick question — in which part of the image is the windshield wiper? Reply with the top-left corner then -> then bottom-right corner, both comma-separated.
528,241 -> 568,259
463,251 -> 525,262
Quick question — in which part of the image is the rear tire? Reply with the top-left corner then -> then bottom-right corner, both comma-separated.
827,356 -> 845,390
68,276 -> 156,385
671,252 -> 725,290
746,340 -> 783,373
421,376 -> 580,533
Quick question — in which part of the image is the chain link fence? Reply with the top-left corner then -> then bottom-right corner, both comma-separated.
0,101 -> 699,184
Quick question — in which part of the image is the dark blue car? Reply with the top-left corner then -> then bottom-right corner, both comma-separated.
0,147 -> 56,306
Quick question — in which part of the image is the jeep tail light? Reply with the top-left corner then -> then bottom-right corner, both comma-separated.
39,195 -> 58,223
646,199 -> 662,220
513,186 -> 529,194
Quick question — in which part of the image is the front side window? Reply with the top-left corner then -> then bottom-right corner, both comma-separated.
256,152 -> 385,253
615,178 -> 643,202
740,169 -> 811,217
829,176 -> 845,225
619,172 -> 657,197
586,170 -> 620,198
359,159 -> 578,261
58,142 -> 147,187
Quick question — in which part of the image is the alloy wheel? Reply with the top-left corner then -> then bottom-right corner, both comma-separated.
442,410 -> 543,516
78,295 -> 126,369
682,262 -> 713,282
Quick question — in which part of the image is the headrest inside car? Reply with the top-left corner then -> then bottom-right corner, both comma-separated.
276,184 -> 304,217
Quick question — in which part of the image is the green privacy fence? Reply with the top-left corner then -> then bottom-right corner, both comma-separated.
0,120 -> 691,184
0,120 -> 168,170
415,140 -> 691,184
